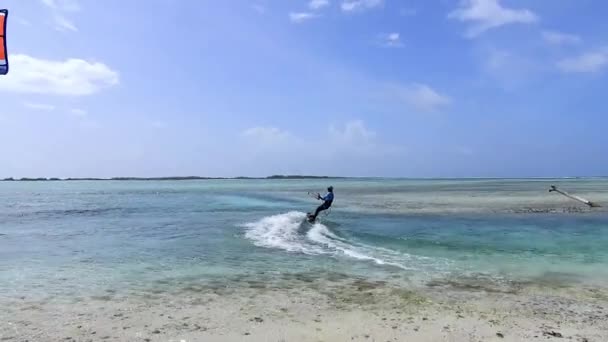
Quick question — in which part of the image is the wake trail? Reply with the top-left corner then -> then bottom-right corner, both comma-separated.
243,211 -> 443,271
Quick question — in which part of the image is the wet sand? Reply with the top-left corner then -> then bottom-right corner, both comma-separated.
2,277 -> 607,342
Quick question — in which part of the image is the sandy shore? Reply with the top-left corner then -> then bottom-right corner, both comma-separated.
2,276 -> 607,342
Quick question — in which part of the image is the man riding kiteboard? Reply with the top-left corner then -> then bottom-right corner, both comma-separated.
307,186 -> 334,222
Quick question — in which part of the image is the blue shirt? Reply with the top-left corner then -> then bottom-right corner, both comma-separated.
322,192 -> 334,202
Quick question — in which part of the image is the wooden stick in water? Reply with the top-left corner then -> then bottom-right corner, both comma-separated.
549,185 -> 601,208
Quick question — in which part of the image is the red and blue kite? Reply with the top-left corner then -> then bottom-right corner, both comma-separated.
0,9 -> 8,75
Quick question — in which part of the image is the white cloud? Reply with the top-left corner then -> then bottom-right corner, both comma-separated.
330,120 -> 376,146
478,48 -> 539,88
41,0 -> 56,8
289,12 -> 318,23
557,47 -> 608,73
341,0 -> 382,12
240,126 -> 301,175
390,83 -> 451,113
379,32 -> 403,48
309,0 -> 330,10
24,102 -> 56,111
53,15 -> 78,32
41,0 -> 80,12
542,31 -> 581,45
243,121 -> 385,153
327,120 -> 405,160
288,1 -> 328,24
70,108 -> 88,117
448,0 -> 538,38
245,122 -> 377,151
241,120 -> 403,175
0,54 -> 119,96
41,0 -> 80,32
42,0 -> 59,9
243,126 -> 292,144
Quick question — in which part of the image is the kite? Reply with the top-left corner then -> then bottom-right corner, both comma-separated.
0,9 -> 7,75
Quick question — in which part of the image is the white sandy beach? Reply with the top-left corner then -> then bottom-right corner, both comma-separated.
2,278 -> 607,342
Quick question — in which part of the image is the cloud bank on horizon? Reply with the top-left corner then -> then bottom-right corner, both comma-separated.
0,0 -> 607,178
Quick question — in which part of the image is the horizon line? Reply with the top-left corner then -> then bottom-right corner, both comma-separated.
2,175 -> 607,182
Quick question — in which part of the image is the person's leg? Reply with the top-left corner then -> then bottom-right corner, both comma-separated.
312,203 -> 328,219
312,205 -> 322,219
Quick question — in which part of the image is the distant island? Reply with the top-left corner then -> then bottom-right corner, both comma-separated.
1,175 -> 343,182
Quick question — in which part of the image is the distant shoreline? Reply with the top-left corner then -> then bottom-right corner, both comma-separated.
0,175 -> 345,182
1,176 -> 606,182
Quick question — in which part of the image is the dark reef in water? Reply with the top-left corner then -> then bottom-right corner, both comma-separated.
506,207 -> 593,214
266,175 -> 340,179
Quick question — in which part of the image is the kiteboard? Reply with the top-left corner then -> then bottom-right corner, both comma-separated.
306,212 -> 316,223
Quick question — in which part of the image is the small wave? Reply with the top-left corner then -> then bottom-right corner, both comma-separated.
243,211 -> 326,255
307,223 -> 390,263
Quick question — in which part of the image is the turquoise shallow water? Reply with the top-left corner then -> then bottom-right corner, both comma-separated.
1,179 -> 608,300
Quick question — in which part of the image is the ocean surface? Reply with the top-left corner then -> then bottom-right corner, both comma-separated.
1,178 -> 608,302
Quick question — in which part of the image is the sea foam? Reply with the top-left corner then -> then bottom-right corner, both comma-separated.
244,211 -> 422,271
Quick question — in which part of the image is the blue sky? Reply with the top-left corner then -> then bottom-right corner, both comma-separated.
0,0 -> 607,178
